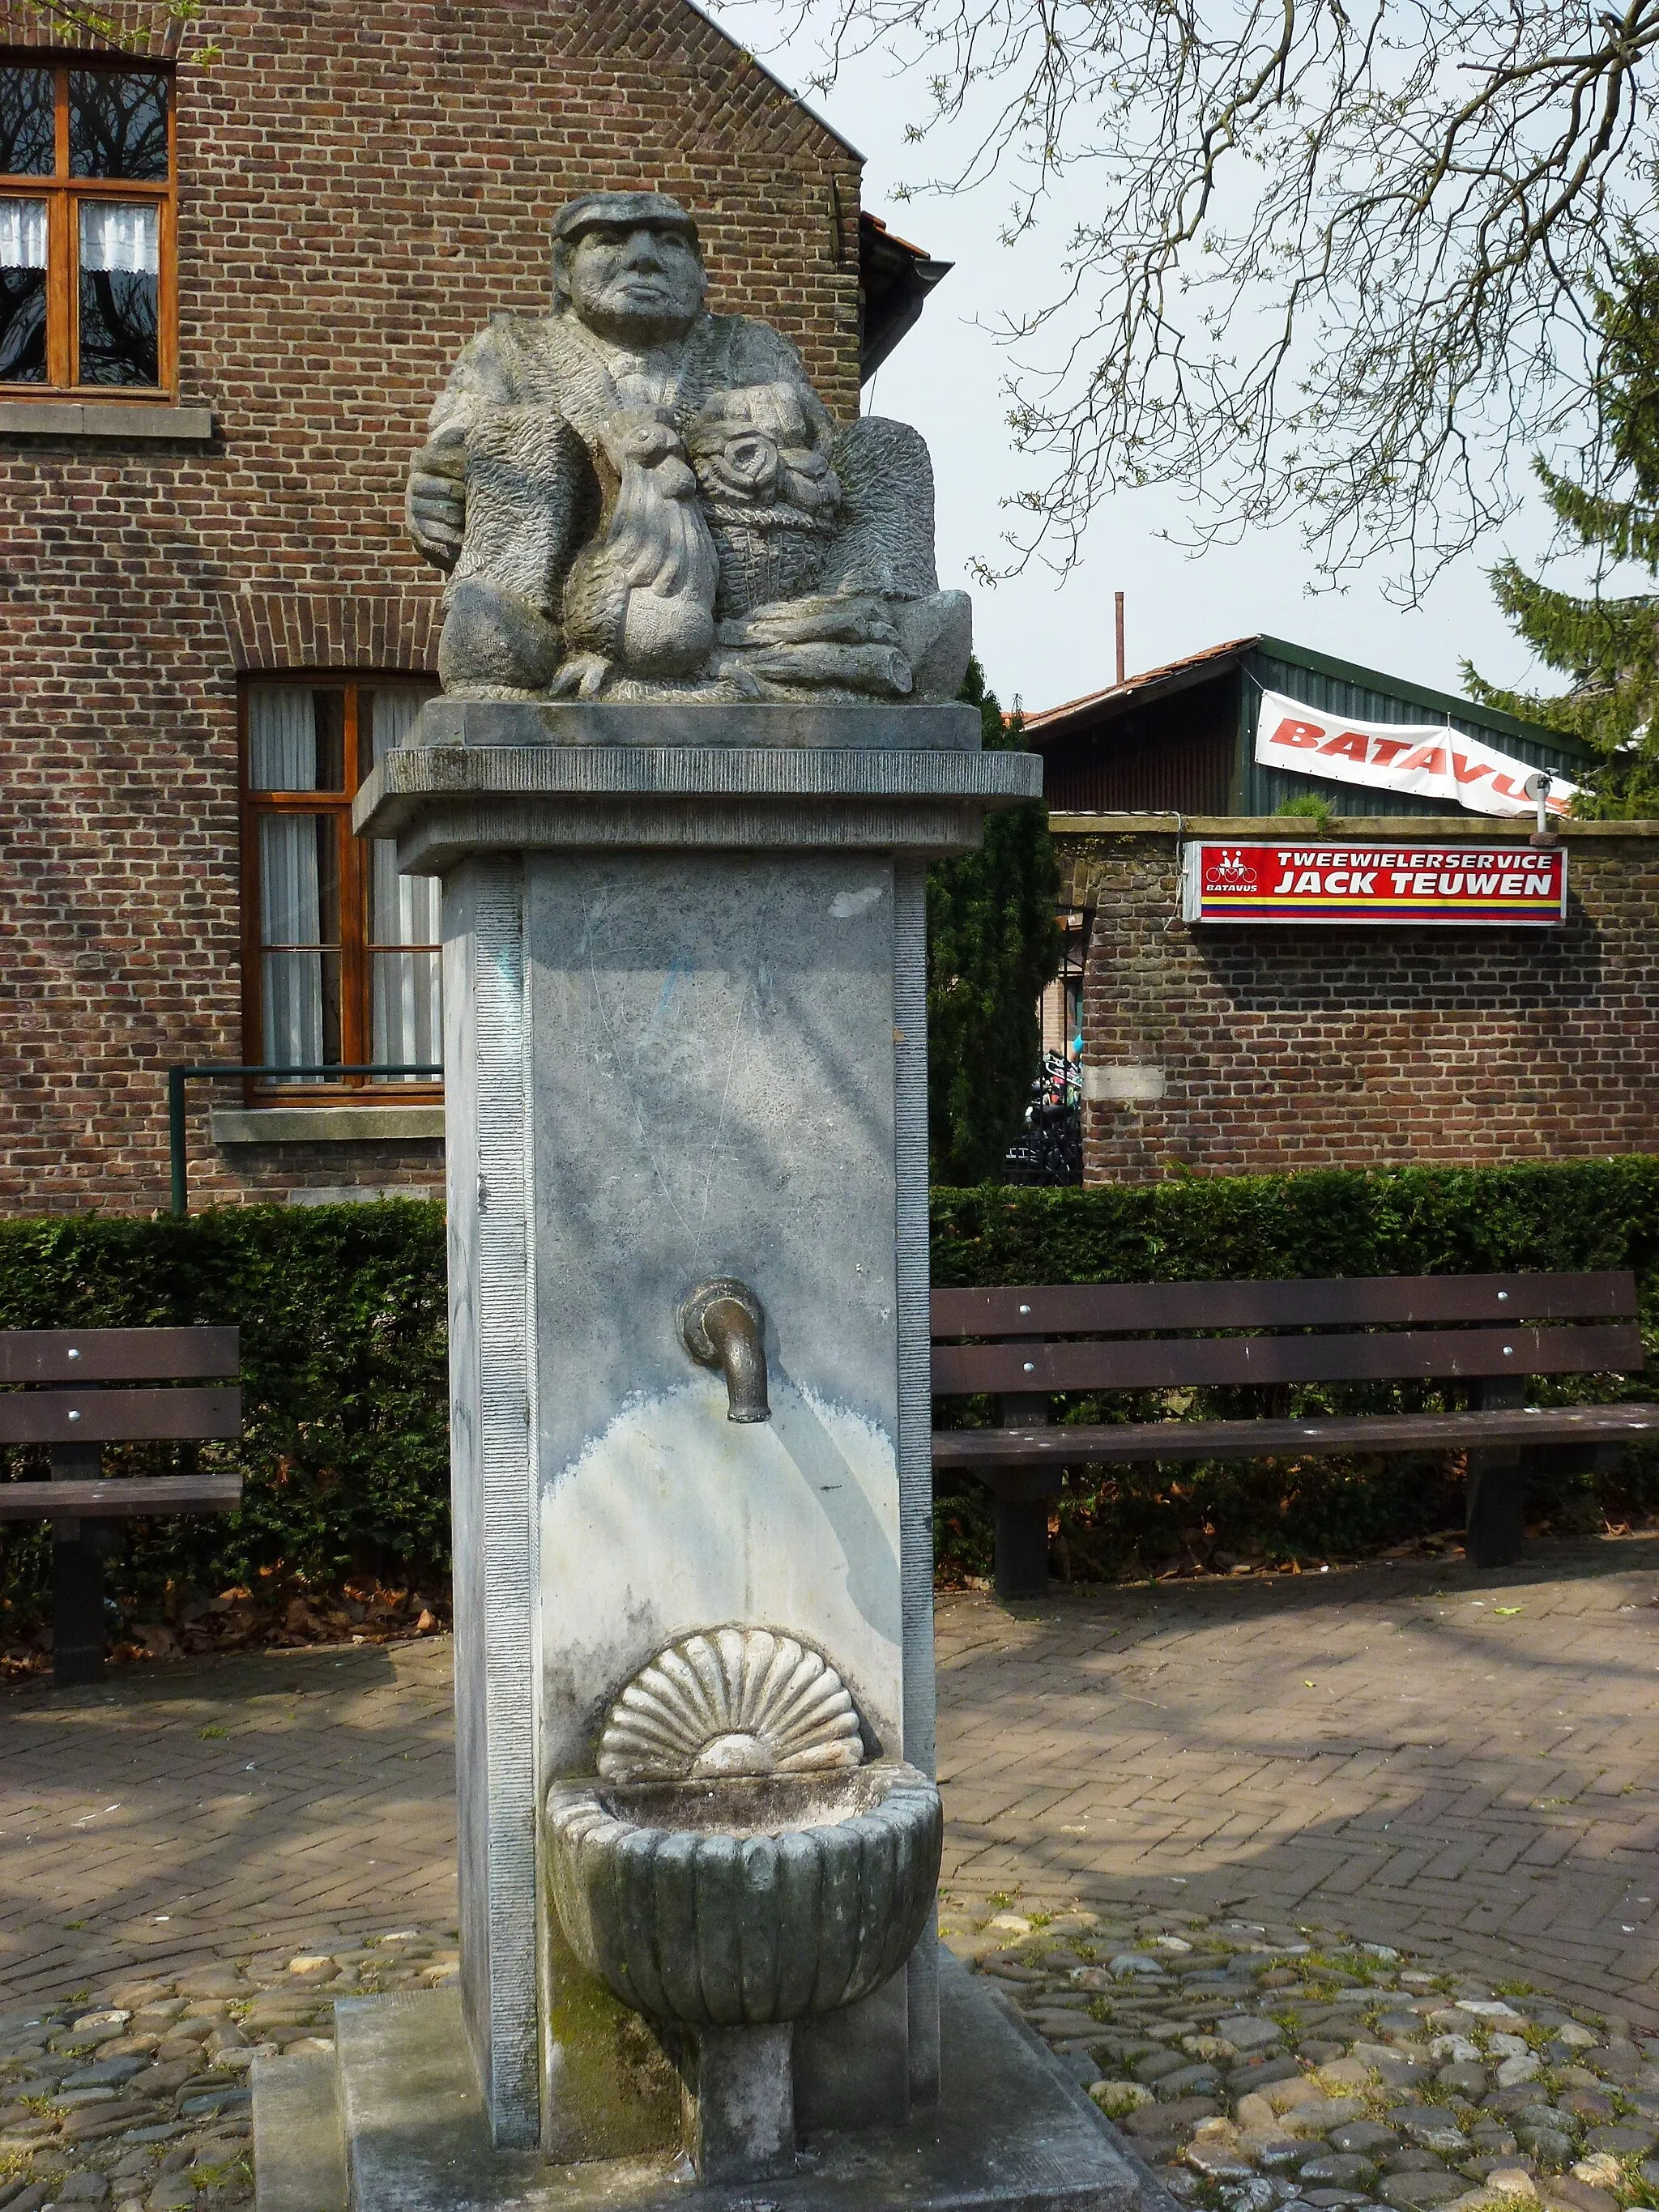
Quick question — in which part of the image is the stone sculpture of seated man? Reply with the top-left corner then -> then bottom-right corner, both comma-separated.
405,190 -> 972,705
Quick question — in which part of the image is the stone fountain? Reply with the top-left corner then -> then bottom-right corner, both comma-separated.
252,190 -> 1148,2212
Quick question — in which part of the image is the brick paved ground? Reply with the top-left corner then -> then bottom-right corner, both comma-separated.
0,1639 -> 455,2004
936,1532 -> 1659,2028
3,1533 -> 1656,2022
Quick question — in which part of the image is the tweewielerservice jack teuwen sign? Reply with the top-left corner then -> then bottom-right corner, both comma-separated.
1181,841 -> 1568,926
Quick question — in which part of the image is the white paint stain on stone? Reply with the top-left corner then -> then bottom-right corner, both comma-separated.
830,884 -> 885,918
539,1375 -> 902,1777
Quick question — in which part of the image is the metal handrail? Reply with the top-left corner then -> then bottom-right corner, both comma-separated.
166,1063 -> 443,1217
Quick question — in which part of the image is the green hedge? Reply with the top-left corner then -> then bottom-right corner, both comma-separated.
0,1203 -> 450,1635
931,1162 -> 1659,1578
4,1162 -> 1658,1631
932,1160 -> 1659,1288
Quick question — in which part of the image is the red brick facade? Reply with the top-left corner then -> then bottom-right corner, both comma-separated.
1059,818 -> 1659,1183
0,0 -> 863,1213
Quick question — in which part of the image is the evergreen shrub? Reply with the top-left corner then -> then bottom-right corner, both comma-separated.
0,1202 -> 450,1636
4,1163 -> 1657,1629
926,663 -> 1061,1182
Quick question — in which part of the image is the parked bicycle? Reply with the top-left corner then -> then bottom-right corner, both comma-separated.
1004,1053 -> 1081,1185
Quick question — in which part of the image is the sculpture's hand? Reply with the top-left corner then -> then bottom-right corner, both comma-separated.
550,650 -> 612,701
717,593 -> 900,650
407,430 -> 467,571
738,638 -> 915,696
710,654 -> 765,700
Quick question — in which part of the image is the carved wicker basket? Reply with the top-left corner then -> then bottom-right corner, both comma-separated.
704,506 -> 834,620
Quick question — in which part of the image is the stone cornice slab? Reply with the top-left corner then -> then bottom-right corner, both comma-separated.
355,739 -> 1042,869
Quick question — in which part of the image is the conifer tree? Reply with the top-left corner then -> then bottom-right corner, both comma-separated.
926,662 -> 1061,1184
1465,248 -> 1659,818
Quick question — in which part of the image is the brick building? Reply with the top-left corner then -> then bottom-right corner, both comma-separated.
1,0 -> 936,1213
1022,638 -> 1659,1183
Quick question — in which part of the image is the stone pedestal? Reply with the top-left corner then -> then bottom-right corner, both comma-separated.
347,701 -> 1039,2167
253,701 -> 1169,2212
252,1954 -> 1159,2212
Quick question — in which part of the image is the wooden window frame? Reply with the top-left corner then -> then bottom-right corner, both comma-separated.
0,49 -> 177,399
239,676 -> 443,1106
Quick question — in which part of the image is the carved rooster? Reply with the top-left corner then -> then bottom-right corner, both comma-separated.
553,407 -> 719,699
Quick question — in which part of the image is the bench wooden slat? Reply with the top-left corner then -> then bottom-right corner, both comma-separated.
933,1400 -> 1659,1474
929,1270 -> 1649,1594
932,1321 -> 1644,1395
931,1272 -> 1638,1338
0,1386 -> 242,1445
0,1327 -> 239,1384
0,1474 -> 244,1521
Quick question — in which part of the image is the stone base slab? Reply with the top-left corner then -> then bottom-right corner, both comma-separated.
253,1956 -> 1154,2212
407,699 -> 984,752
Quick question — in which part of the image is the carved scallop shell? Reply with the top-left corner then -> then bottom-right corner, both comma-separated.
596,1628 -> 864,1784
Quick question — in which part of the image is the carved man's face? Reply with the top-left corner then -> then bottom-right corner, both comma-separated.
561,222 -> 706,345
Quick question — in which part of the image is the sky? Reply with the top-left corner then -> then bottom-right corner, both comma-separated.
709,2 -> 1598,720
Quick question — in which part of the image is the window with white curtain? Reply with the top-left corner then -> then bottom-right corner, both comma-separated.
244,680 -> 441,1094
0,57 -> 172,391
0,195 -> 47,382
368,687 -> 443,1080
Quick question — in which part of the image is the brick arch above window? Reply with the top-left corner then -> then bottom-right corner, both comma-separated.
222,590 -> 442,676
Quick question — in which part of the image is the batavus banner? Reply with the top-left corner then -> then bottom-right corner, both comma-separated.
1256,689 -> 1577,816
1181,840 -> 1568,926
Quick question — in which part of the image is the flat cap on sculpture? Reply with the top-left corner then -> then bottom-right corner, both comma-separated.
405,189 -> 972,706
549,190 -> 701,245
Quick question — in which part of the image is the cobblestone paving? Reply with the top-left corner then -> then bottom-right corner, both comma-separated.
962,1910 -> 1659,2212
0,1928 -> 456,2212
935,1533 -> 1659,2031
2,1532 -> 1657,2211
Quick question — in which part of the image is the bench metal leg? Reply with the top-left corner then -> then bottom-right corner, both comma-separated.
1465,1379 -> 1525,1570
52,1524 -> 111,1687
992,1392 -> 1053,1600
1465,1460 -> 1524,1570
1471,1437 -> 1624,1570
49,1443 -> 110,1689
994,1495 -> 1051,1600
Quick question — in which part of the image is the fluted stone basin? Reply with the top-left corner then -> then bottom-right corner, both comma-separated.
545,1759 -> 942,2028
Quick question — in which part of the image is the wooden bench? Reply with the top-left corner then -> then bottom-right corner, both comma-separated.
932,1273 -> 1658,1598
0,1327 -> 243,1686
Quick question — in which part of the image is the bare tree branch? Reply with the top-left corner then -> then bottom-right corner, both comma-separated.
748,0 -> 1659,595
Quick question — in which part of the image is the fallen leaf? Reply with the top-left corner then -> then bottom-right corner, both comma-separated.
1495,1607 -> 1522,1617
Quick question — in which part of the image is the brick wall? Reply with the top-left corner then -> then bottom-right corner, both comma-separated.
1059,818 -> 1659,1183
0,0 -> 862,1213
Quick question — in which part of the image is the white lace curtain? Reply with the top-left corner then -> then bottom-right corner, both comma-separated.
0,200 -> 159,275
0,200 -> 47,271
248,684 -> 318,791
249,688 -> 326,1074
79,201 -> 158,275
369,687 -> 441,1076
247,684 -> 441,1080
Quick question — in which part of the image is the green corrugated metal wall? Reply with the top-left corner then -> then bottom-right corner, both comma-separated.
1234,644 -> 1592,817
